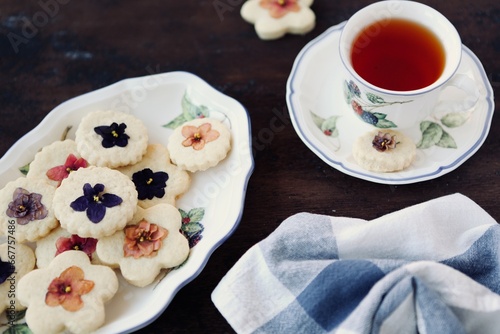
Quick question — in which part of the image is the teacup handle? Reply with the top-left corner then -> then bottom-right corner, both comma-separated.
433,74 -> 480,114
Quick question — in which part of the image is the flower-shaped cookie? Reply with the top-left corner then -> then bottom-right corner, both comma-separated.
17,250 -> 118,334
117,144 -> 191,209
0,243 -> 36,313
35,227 -> 100,268
96,204 -> 190,287
241,0 -> 315,40
0,177 -> 58,242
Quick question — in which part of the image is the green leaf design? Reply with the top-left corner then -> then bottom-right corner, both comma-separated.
366,92 -> 385,104
163,114 -> 188,129
186,208 -> 205,223
3,323 -> 32,334
441,112 -> 468,128
436,130 -> 458,149
19,163 -> 30,176
376,119 -> 397,128
181,93 -> 210,120
310,111 -> 325,128
417,121 -> 443,149
373,112 -> 387,120
182,222 -> 204,235
321,116 -> 340,138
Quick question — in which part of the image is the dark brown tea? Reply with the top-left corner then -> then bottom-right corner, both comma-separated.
351,18 -> 445,91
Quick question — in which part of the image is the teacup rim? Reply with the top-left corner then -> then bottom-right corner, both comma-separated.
339,0 -> 463,96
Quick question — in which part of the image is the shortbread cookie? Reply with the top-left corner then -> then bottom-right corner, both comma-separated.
27,139 -> 89,187
18,250 -> 118,334
53,166 -> 138,238
0,243 -> 36,312
75,110 -> 148,168
96,204 -> 190,287
0,177 -> 58,242
117,143 -> 191,208
167,118 -> 231,172
352,130 -> 416,172
35,227 -> 100,268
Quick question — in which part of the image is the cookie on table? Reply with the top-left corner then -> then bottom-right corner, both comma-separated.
17,250 -> 118,334
35,227 -> 101,268
52,166 -> 138,238
352,130 -> 416,172
167,118 -> 231,172
0,243 -> 36,312
27,139 -> 89,187
75,110 -> 148,168
96,204 -> 190,287
0,177 -> 58,243
117,143 -> 191,209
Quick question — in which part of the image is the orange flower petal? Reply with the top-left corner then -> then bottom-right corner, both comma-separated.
181,125 -> 198,138
60,293 -> 84,312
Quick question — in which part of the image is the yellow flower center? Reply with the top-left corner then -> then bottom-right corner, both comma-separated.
146,178 -> 153,185
93,195 -> 99,202
73,245 -> 80,250
278,0 -> 286,5
18,205 -> 26,211
65,286 -> 72,293
111,130 -> 119,138
193,132 -> 202,141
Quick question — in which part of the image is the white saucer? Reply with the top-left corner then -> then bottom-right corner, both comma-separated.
286,22 -> 494,185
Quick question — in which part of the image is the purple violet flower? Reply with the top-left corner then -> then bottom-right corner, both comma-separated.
94,122 -> 130,148
0,259 -> 14,284
132,168 -> 169,200
70,183 -> 122,224
6,187 -> 48,225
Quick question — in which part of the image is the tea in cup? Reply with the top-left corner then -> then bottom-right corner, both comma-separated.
339,0 -> 479,131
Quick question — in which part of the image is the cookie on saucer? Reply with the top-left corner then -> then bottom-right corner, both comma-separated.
352,130 -> 416,172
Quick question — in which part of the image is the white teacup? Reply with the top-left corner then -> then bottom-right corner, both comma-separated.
339,0 -> 479,132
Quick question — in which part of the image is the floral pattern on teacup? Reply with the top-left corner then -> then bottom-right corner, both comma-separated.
343,80 -> 412,129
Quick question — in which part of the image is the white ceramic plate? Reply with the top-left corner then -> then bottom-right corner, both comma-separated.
0,71 -> 254,333
287,22 -> 494,184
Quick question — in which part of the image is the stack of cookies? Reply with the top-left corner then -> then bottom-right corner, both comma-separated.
0,109 -> 232,333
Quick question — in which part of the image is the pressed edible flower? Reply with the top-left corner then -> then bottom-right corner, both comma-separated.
94,122 -> 130,148
45,266 -> 94,312
0,259 -> 14,284
55,235 -> 98,261
6,187 -> 48,225
132,168 -> 169,200
259,0 -> 300,18
372,132 -> 398,152
46,154 -> 88,186
123,220 -> 168,258
182,123 -> 220,150
70,183 -> 122,224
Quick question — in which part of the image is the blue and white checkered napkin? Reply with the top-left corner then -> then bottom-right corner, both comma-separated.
212,193 -> 500,334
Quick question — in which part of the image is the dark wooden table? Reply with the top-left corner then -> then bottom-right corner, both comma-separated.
1,1 -> 498,333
